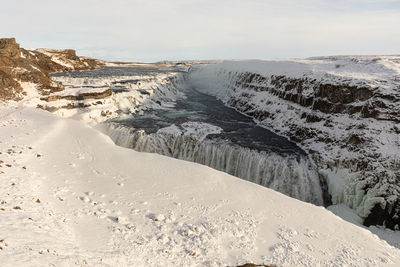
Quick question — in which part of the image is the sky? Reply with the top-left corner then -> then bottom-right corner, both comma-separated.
1,0 -> 400,62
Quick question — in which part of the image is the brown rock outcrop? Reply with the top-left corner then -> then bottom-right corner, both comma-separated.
0,38 -> 104,101
0,69 -> 23,101
0,38 -> 20,59
40,88 -> 112,102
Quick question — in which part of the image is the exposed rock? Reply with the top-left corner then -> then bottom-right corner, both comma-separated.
0,38 -> 20,59
0,69 -> 23,100
40,89 -> 112,102
235,72 -> 383,118
37,102 -> 92,112
0,38 -> 105,101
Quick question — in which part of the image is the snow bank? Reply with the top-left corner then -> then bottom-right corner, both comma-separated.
0,106 -> 399,266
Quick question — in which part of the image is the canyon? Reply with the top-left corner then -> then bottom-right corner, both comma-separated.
1,39 -> 399,231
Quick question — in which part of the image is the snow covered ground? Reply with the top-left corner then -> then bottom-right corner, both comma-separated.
1,105 -> 400,266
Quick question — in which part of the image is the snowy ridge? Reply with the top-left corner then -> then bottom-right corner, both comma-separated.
188,56 -> 400,229
35,48 -> 104,70
99,122 -> 327,206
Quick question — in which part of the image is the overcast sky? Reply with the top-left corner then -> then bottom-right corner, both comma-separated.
1,0 -> 399,62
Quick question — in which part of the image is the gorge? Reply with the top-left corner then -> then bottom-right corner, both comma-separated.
45,58 -> 400,230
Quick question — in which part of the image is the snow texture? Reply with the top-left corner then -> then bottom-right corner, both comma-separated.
0,105 -> 399,266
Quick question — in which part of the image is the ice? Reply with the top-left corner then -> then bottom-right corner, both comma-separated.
157,122 -> 223,141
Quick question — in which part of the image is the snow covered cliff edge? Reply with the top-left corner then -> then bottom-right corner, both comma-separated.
189,56 -> 400,229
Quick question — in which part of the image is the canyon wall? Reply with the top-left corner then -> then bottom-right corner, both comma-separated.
189,57 -> 400,229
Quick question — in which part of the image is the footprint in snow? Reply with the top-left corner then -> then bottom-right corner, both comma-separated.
148,213 -> 165,222
130,209 -> 140,214
107,216 -> 118,222
80,196 -> 91,203
94,209 -> 106,218
107,215 -> 130,225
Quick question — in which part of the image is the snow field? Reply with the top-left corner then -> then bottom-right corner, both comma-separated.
0,107 -> 399,266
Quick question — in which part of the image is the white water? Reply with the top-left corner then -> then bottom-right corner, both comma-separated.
99,123 -> 326,206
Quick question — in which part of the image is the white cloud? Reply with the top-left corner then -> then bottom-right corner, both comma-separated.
0,0 -> 399,61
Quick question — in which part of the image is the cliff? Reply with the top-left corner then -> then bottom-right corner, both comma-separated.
0,38 -> 104,101
190,57 -> 400,229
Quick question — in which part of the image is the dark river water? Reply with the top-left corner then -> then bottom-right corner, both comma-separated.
114,83 -> 306,157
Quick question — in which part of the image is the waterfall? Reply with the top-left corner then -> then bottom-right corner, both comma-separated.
99,122 -> 327,206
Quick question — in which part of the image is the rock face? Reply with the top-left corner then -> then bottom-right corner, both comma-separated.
40,88 -> 112,102
190,57 -> 400,229
0,38 -> 20,59
35,48 -> 102,70
233,73 -> 399,123
230,71 -> 400,229
0,38 -> 104,101
0,38 -> 23,100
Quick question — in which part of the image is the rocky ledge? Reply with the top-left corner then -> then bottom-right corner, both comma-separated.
40,88 -> 112,102
0,38 -> 104,101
